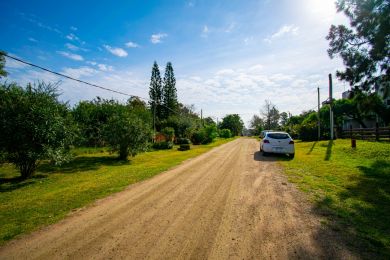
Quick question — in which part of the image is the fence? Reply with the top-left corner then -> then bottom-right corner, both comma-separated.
341,124 -> 390,141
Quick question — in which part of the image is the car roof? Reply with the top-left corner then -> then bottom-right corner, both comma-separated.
266,131 -> 290,135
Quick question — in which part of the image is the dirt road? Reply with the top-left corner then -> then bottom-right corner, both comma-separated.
0,138 -> 356,259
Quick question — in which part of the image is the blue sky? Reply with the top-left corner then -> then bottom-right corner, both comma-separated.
1,0 -> 349,125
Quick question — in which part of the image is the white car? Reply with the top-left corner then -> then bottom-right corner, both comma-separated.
260,131 -> 295,158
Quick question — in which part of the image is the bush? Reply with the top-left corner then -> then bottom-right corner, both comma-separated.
161,127 -> 175,141
152,141 -> 173,150
219,129 -> 232,138
0,82 -> 76,178
298,122 -> 318,141
103,106 -> 151,160
191,130 -> 206,145
176,138 -> 191,145
202,125 -> 218,144
178,144 -> 190,151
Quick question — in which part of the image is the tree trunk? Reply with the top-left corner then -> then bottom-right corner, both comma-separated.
19,160 -> 37,179
118,146 -> 129,161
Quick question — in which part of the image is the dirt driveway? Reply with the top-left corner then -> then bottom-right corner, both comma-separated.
0,138 -> 356,259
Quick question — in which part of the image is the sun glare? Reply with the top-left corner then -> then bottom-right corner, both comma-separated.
305,0 -> 337,21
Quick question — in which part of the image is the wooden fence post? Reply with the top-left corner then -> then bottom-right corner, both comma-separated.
375,123 -> 379,141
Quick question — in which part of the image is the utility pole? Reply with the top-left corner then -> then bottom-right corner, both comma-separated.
201,109 -> 203,126
317,87 -> 321,141
329,74 -> 334,140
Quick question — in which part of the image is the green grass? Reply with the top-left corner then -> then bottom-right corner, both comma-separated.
279,139 -> 390,258
0,138 -> 236,245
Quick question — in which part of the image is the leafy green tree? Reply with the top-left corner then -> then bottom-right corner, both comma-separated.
149,61 -> 163,127
220,114 -> 244,136
326,0 -> 390,94
162,62 -> 178,119
0,51 -> 8,78
161,127 -> 175,141
261,100 -> 280,129
279,112 -> 289,129
103,106 -> 151,160
0,82 -> 75,178
219,129 -> 232,138
72,98 -> 118,146
203,117 -> 216,126
127,96 -> 152,125
250,114 -> 264,135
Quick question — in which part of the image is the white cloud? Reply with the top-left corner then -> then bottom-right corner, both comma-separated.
264,24 -> 300,43
225,22 -> 236,33
86,61 -> 97,66
103,45 -> 128,57
65,43 -> 79,51
61,66 -> 97,79
201,25 -> 209,38
57,51 -> 84,61
66,33 -> 79,41
126,41 -> 139,48
28,37 -> 38,42
4,54 -> 29,69
150,33 -> 167,44
70,26 -> 78,31
97,64 -> 114,72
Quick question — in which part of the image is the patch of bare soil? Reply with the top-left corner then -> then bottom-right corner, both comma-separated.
0,138 -> 358,259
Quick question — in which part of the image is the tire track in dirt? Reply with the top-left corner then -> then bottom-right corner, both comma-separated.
0,138 -> 357,259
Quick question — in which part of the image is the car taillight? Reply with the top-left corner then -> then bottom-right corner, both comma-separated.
289,140 -> 294,144
264,140 -> 270,143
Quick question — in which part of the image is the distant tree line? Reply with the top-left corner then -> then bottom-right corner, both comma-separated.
0,56 -> 242,179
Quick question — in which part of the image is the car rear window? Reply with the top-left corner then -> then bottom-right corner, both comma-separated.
267,133 -> 289,139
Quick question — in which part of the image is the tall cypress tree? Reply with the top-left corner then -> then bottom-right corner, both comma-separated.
162,62 -> 178,119
149,61 -> 163,124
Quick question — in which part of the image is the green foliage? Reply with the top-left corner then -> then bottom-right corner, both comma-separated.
0,138 -> 234,245
176,138 -> 191,145
72,98 -> 119,146
250,115 -> 264,135
178,144 -> 190,151
103,106 -> 151,160
0,51 -> 8,78
297,121 -> 318,141
219,129 -> 232,138
161,127 -> 175,141
152,141 -> 173,150
262,100 -> 280,130
162,62 -> 178,119
0,82 -> 75,178
326,0 -> 390,93
219,114 -> 244,136
203,124 -> 218,144
280,140 -> 390,258
149,61 -> 163,125
191,130 -> 207,145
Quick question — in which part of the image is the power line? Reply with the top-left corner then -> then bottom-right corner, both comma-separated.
4,53 -> 143,99
3,53 -> 181,116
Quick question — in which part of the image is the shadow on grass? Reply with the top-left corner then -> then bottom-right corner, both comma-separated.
324,140 -> 333,161
306,141 -> 317,155
314,159 -> 390,258
0,174 -> 48,193
253,151 -> 294,162
38,156 -> 130,174
0,156 -> 130,192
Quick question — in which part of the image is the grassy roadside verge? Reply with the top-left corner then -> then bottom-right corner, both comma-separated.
0,137 -> 236,245
278,139 -> 390,258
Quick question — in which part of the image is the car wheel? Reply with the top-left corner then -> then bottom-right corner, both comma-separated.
290,153 -> 295,158
262,150 -> 268,156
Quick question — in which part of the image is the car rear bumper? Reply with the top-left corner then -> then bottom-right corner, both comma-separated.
262,144 -> 294,154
